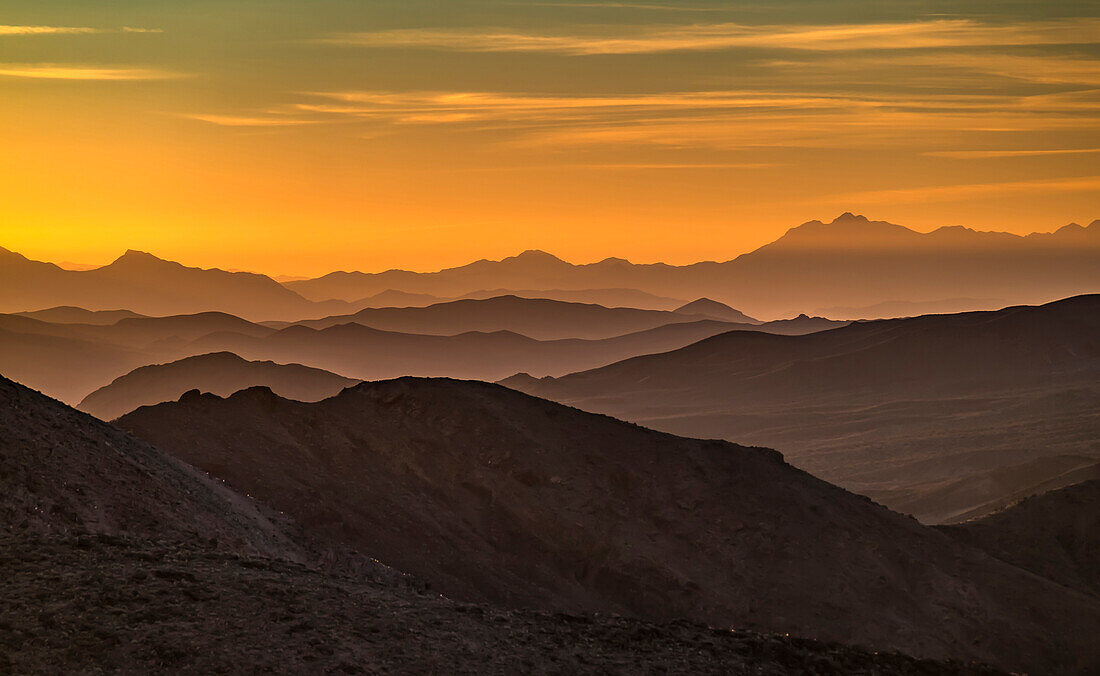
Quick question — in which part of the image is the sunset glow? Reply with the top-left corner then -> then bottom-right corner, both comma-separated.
2,0 -> 1097,275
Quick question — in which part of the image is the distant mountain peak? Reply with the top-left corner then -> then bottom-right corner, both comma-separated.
832,212 -> 869,223
674,298 -> 759,323
512,249 -> 565,262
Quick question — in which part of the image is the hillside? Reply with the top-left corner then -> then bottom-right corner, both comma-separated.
79,352 -> 359,421
940,480 -> 1100,597
0,370 -> 1002,674
118,377 -> 1100,673
504,295 -> 1100,523
0,374 -> 377,573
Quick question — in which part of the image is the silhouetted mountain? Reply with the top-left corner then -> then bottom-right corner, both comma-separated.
117,378 -> 1099,673
0,320 -> 154,404
349,288 -> 687,311
674,298 -> 759,323
460,288 -> 686,310
3,373 -> 990,673
504,296 -> 1100,523
814,298 -> 1009,320
14,306 -> 145,324
940,480 -> 1100,597
0,306 -> 836,406
296,295 -> 720,340
0,312 -> 277,404
0,247 -> 343,321
184,316 -> 839,384
284,215 -> 1100,317
79,352 -> 359,420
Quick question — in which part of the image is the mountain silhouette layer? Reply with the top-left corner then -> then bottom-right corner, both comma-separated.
285,215 -> 1100,317
118,377 -> 1100,673
79,352 -> 359,421
674,298 -> 759,323
0,304 -> 838,405
503,295 -> 1100,523
294,295 -> 740,340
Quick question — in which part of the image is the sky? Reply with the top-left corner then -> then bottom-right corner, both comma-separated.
2,0 -> 1098,276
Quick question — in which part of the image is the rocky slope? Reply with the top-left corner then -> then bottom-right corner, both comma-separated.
0,372 -> 999,674
118,378 -> 1100,673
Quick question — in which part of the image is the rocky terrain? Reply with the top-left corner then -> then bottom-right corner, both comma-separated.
119,377 -> 1100,673
0,373 -> 1009,674
1,534 -> 1004,675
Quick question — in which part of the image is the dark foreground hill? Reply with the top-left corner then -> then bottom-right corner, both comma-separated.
79,352 -> 359,421
118,378 -> 1100,673
505,295 -> 1100,523
0,374 -> 390,578
940,480 -> 1100,597
1,535 -> 1000,675
0,374 -> 996,674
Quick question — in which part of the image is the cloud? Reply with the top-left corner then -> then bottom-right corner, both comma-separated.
0,25 -> 161,36
294,89 -> 1100,151
926,148 -> 1100,159
0,64 -> 178,80
765,53 -> 1100,87
180,113 -> 317,127
833,176 -> 1100,205
323,18 -> 1100,55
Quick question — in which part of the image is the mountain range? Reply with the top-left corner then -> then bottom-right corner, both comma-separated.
116,377 -> 1100,673
0,297 -> 839,407
285,214 -> 1099,317
8,371 -> 974,673
78,352 -> 360,421
4,214 -> 1096,321
288,295 -> 760,340
504,295 -> 1100,523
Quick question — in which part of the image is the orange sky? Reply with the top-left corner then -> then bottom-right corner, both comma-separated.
1,1 -> 1098,276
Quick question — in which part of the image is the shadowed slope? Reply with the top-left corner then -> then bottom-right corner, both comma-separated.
0,374 -> 375,574
0,373 -> 1001,674
119,378 -> 1100,673
79,352 -> 359,421
940,480 -> 1100,597
505,295 -> 1100,523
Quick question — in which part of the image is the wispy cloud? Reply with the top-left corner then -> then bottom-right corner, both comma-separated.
323,18 -> 1099,55
0,25 -> 161,36
834,176 -> 1100,204
926,148 -> 1100,159
766,53 -> 1100,87
180,113 -> 317,127
294,89 -> 1100,150
0,64 -> 178,80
